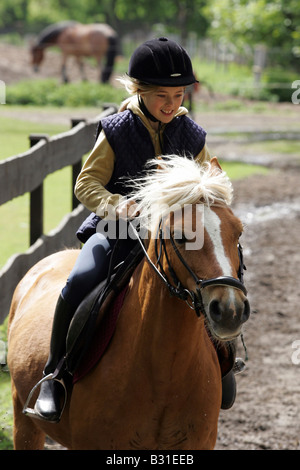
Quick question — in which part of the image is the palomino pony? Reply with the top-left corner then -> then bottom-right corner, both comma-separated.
7,156 -> 250,450
30,21 -> 118,83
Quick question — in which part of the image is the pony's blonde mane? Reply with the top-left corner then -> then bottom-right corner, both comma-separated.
122,155 -> 233,232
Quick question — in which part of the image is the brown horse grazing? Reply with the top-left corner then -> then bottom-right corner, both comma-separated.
7,156 -> 250,450
30,21 -> 118,83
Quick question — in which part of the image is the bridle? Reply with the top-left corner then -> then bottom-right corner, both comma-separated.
129,218 -> 247,318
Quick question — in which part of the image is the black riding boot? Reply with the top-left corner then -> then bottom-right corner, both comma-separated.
221,357 -> 246,409
34,294 -> 74,422
221,370 -> 236,410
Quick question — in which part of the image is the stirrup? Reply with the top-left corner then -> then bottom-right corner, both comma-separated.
22,373 -> 67,422
233,357 -> 246,375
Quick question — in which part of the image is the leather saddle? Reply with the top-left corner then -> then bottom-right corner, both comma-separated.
64,239 -> 144,378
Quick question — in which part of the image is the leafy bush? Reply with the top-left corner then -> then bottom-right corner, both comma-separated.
229,68 -> 298,102
192,57 -> 297,102
6,79 -> 126,107
262,69 -> 298,102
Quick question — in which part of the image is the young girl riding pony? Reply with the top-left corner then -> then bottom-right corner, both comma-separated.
31,37 -> 237,422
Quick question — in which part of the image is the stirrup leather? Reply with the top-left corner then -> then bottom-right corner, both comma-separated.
22,373 -> 67,422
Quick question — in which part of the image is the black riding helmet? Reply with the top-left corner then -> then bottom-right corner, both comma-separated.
128,37 -> 197,87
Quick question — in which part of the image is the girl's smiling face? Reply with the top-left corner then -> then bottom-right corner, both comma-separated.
141,87 -> 185,124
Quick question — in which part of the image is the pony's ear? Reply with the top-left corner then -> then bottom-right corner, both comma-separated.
210,156 -> 222,172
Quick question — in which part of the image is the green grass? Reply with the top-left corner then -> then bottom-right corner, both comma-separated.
247,140 -> 300,155
6,79 -> 126,107
0,113 -> 72,268
0,319 -> 13,450
220,160 -> 269,179
0,371 -> 13,450
0,194 -> 30,266
0,113 -> 69,160
0,167 -> 73,268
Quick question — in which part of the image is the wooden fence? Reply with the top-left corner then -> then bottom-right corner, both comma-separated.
0,105 -> 117,324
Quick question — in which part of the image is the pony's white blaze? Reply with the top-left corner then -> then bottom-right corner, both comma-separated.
204,206 -> 233,277
204,206 -> 238,314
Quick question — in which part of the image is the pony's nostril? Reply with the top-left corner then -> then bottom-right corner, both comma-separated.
242,300 -> 251,323
209,297 -> 250,326
209,299 -> 222,323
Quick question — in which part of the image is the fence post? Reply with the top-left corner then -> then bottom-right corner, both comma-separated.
29,133 -> 48,245
71,118 -> 86,210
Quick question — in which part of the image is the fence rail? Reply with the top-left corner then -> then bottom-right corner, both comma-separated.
0,105 -> 117,324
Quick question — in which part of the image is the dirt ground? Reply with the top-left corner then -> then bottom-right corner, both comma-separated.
2,43 -> 300,450
201,107 -> 300,449
0,41 -> 103,84
216,170 -> 300,450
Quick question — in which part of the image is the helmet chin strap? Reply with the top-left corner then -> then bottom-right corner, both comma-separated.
138,96 -> 159,123
138,96 -> 170,154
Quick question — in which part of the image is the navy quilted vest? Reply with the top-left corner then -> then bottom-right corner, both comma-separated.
101,110 -> 206,196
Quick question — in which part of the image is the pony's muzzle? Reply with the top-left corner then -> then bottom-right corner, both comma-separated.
207,290 -> 250,340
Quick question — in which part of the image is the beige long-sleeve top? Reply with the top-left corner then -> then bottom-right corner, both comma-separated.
75,96 -> 210,217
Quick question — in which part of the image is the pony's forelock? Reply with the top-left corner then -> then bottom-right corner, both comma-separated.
120,155 -> 233,231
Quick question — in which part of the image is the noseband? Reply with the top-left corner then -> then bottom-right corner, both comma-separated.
130,218 -> 247,318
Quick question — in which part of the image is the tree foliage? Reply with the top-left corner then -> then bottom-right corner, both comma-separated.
204,0 -> 300,58
0,0 -> 299,69
0,0 -> 209,40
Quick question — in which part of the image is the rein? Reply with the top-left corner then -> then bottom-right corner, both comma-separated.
129,218 -> 247,318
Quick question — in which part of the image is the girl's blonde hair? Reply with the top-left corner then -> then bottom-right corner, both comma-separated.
117,74 -> 161,111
